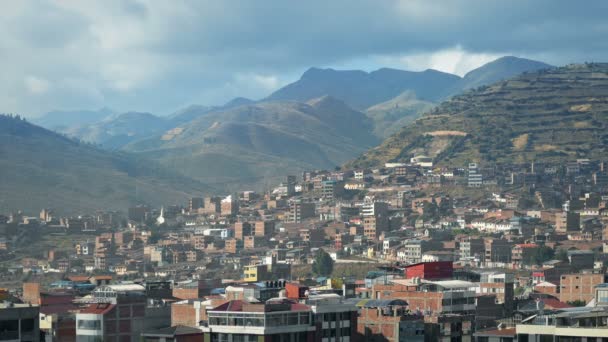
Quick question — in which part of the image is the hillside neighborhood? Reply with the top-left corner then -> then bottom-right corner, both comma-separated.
1,154 -> 608,341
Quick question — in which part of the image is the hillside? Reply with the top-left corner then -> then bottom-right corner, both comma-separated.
349,63 -> 608,168
124,97 -> 378,190
60,111 -> 171,149
266,57 -> 552,138
365,91 -> 436,138
0,115 -> 210,214
452,56 -> 554,94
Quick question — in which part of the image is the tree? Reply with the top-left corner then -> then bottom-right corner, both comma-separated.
312,249 -> 334,277
556,249 -> 569,262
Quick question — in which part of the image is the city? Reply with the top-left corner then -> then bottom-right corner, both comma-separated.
1,1 -> 608,342
1,157 -> 608,341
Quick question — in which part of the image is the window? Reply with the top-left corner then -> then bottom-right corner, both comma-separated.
78,319 -> 101,330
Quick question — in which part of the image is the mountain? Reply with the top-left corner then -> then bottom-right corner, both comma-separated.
455,56 -> 554,93
222,97 -> 255,109
34,107 -> 114,130
124,97 -> 378,190
0,115 -> 211,214
348,63 -> 608,169
365,91 -> 436,138
266,67 -> 461,109
167,105 -> 216,126
266,57 -> 552,138
61,111 -> 171,149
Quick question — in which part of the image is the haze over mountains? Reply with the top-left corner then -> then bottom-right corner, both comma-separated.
0,55 -> 560,211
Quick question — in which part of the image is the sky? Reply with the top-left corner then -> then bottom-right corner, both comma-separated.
1,1 -> 607,117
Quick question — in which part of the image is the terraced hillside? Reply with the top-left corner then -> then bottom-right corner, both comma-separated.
349,63 -> 608,168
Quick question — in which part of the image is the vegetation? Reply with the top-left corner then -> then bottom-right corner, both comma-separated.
0,114 -> 210,214
523,246 -> 555,265
312,249 -> 335,277
349,63 -> 608,169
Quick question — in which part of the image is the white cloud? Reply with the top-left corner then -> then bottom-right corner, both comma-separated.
24,76 -> 50,94
378,46 -> 503,76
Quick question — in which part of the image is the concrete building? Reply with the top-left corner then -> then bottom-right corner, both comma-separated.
356,299 -> 424,342
203,299 -> 315,342
516,307 -> 608,341
478,272 -> 514,310
484,238 -> 512,266
75,284 -> 170,342
288,199 -> 316,223
0,302 -> 40,342
467,163 -> 483,187
458,238 -> 484,261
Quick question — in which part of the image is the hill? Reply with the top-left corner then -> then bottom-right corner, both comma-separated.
365,91 -> 435,138
60,111 -> 171,149
33,107 -> 114,130
266,67 -> 460,109
266,57 -> 552,138
0,115 -> 210,214
453,56 -> 554,94
349,63 -> 608,169
124,97 -> 378,190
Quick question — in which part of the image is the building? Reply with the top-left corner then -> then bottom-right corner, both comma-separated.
234,222 -> 252,240
254,221 -> 275,238
478,272 -> 514,309
243,262 -> 291,282
403,262 -> 453,281
468,163 -> 483,187
516,307 -> 608,341
359,197 -> 390,241
555,211 -> 580,233
459,238 -> 484,261
203,299 -> 315,342
356,299 -> 424,342
559,273 -> 605,304
141,325 -> 204,342
0,301 -> 40,342
511,243 -> 539,265
484,238 -> 512,266
75,284 -> 170,342
189,197 -> 204,212
221,195 -> 239,216
305,294 -> 358,342
288,199 -> 316,223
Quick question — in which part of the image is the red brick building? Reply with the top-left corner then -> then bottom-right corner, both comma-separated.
403,261 -> 453,280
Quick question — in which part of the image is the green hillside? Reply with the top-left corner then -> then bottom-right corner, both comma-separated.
349,63 -> 608,168
0,115 -> 211,214
365,91 -> 435,138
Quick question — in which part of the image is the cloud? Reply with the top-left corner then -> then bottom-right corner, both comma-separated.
377,46 -> 504,76
24,76 -> 50,94
0,1 -> 607,116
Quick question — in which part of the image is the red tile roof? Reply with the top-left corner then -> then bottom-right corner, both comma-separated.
542,298 -> 572,309
79,303 -> 115,315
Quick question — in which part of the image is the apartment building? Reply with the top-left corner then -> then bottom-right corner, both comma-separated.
559,272 -> 605,304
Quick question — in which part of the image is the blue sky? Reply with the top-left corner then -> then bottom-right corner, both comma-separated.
1,0 -> 607,117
